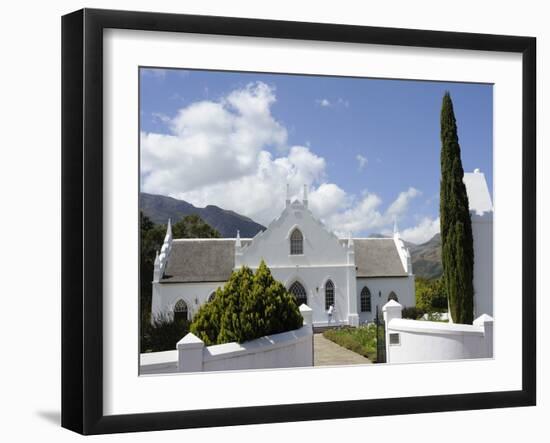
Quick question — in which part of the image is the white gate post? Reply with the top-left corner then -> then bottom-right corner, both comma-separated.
177,332 -> 205,372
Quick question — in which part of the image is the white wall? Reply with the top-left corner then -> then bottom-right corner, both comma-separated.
178,325 -> 314,372
152,281 -> 223,320
384,302 -> 493,363
472,213 -> 494,318
2,1 -> 546,443
357,276 -> 415,323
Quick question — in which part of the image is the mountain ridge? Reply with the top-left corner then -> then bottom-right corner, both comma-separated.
141,192 -> 443,279
140,192 -> 266,238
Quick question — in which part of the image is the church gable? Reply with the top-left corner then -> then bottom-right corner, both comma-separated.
238,199 -> 349,268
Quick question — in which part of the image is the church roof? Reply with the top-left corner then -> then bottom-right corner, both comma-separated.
354,239 -> 408,277
160,237 -> 406,283
160,239 -> 237,283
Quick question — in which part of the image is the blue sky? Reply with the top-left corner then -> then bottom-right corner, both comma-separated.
140,67 -> 492,244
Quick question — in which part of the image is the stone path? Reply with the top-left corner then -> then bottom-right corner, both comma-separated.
314,333 -> 372,366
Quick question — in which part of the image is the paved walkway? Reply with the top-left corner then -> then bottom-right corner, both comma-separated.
314,333 -> 372,366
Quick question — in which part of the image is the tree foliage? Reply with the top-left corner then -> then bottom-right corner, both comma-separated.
440,92 -> 474,324
139,212 -> 221,352
172,214 -> 221,239
415,277 -> 448,313
190,260 -> 303,345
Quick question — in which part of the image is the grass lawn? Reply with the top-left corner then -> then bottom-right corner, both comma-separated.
323,324 -> 379,363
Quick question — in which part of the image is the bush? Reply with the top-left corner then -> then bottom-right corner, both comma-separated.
401,306 -> 425,320
141,313 -> 189,353
190,260 -> 303,345
415,277 -> 448,313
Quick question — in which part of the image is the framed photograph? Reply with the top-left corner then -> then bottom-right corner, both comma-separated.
61,8 -> 536,435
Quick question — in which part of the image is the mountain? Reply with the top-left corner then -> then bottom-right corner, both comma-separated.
140,192 -> 266,238
405,234 -> 442,279
370,233 -> 443,280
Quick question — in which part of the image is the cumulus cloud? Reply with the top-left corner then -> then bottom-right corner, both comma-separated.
141,82 -> 287,196
141,81 -> 423,234
387,187 -> 421,217
400,217 -> 441,244
356,154 -> 368,171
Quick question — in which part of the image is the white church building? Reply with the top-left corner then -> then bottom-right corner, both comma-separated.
151,185 -> 416,328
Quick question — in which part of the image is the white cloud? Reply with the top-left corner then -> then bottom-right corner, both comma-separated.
400,217 -> 440,244
337,98 -> 350,108
315,97 -> 350,108
142,82 -> 423,234
151,112 -> 171,124
356,154 -> 368,171
387,187 -> 421,217
141,82 -> 287,196
316,98 -> 331,107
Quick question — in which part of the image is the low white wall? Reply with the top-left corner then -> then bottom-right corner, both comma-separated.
177,305 -> 314,372
383,301 -> 493,364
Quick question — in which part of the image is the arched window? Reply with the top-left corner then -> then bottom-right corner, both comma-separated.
388,291 -> 399,302
208,292 -> 216,303
361,287 -> 372,312
173,299 -> 189,323
325,280 -> 335,310
290,228 -> 303,255
289,281 -> 307,306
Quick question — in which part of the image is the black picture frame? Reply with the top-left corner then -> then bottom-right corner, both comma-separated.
61,8 -> 536,435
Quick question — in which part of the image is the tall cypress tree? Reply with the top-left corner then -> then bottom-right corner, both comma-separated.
440,92 -> 474,324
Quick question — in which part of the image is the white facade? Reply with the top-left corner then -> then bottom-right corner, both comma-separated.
151,188 -> 415,328
463,169 -> 494,318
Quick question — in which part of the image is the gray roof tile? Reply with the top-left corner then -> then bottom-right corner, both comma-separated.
160,240 -> 236,283
354,239 -> 408,277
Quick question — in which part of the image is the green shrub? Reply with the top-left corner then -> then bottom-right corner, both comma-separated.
415,277 -> 448,313
401,306 -> 425,320
323,324 -> 378,362
141,313 -> 189,353
190,260 -> 303,345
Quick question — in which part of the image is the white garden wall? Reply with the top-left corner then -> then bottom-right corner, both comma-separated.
383,301 -> 493,363
177,305 -> 314,372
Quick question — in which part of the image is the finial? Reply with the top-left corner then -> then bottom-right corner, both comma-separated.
236,230 -> 241,248
285,183 -> 290,207
348,231 -> 354,247
303,184 -> 308,207
154,249 -> 160,265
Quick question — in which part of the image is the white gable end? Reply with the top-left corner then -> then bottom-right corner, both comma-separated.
237,200 -> 349,268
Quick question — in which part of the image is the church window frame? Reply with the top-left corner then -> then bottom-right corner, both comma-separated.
173,299 -> 189,322
361,286 -> 372,312
325,279 -> 335,311
290,228 -> 304,255
288,281 -> 307,306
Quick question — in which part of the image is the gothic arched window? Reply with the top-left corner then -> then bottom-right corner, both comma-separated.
173,299 -> 189,323
388,291 -> 399,302
361,287 -> 372,312
290,228 -> 304,255
289,281 -> 307,306
325,280 -> 335,310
